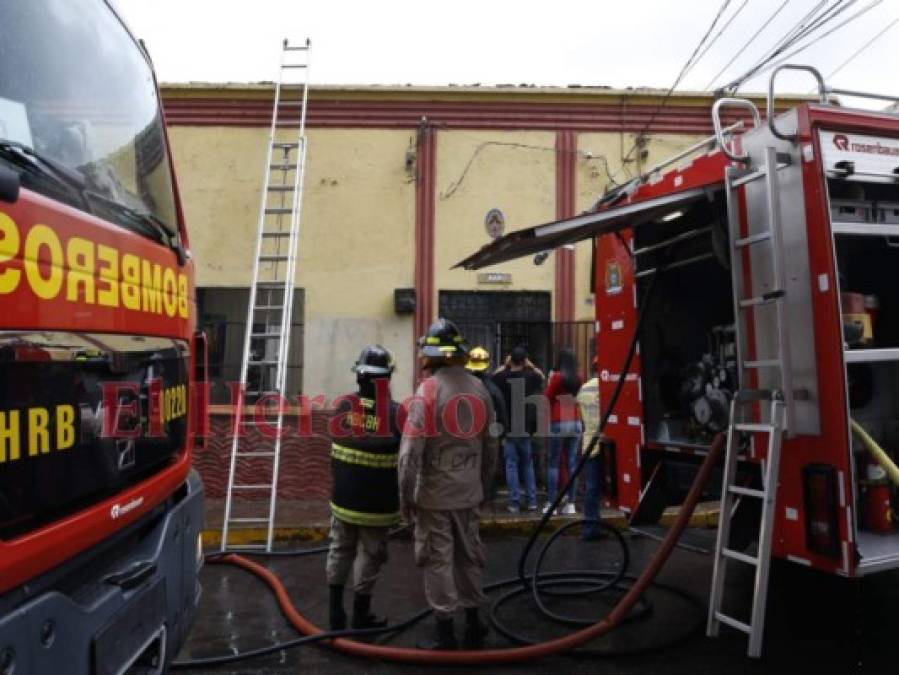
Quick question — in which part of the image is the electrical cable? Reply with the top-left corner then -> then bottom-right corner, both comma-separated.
616,0 -> 734,179
704,0 -> 790,90
824,15 -> 899,81
688,0 -> 752,81
718,0 -> 832,92
743,0 -> 883,87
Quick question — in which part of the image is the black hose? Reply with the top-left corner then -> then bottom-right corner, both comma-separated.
174,246 -> 687,669
516,244 -> 670,588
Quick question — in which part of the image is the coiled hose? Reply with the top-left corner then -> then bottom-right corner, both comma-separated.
174,244 -> 720,668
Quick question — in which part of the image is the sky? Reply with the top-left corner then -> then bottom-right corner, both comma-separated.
114,0 -> 899,109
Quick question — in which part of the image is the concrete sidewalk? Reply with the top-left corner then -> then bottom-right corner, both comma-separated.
201,495 -> 721,548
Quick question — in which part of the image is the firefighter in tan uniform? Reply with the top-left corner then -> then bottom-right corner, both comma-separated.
399,319 -> 498,650
326,345 -> 403,630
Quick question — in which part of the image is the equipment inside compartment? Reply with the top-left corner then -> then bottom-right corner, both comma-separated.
632,196 -> 738,448
829,177 -> 899,536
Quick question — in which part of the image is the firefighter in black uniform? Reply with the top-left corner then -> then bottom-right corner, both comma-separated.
326,345 -> 402,630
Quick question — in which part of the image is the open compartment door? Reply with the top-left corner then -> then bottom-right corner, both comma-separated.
455,185 -> 722,270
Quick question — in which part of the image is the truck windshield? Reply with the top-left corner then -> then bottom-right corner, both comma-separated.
0,0 -> 178,239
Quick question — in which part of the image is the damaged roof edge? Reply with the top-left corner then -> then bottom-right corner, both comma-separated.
454,186 -> 720,270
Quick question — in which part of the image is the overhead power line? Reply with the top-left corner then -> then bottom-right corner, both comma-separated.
687,0 -> 752,81
719,0 -> 883,94
825,14 -> 899,79
616,0 -> 734,178
705,0 -> 790,90
742,0 -> 883,88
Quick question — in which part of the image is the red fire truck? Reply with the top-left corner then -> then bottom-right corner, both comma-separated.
0,2 -> 205,673
459,65 -> 899,654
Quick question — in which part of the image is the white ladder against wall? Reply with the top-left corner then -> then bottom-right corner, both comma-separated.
221,39 -> 311,553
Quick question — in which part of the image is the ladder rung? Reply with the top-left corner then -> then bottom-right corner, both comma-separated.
262,231 -> 291,238
721,548 -> 760,566
715,611 -> 752,634
739,290 -> 785,308
265,207 -> 293,215
274,142 -> 300,149
245,390 -> 280,397
735,423 -> 773,433
228,517 -> 270,524
284,46 -> 309,52
270,163 -> 298,170
282,64 -> 308,69
251,332 -> 282,338
236,451 -> 277,458
248,360 -> 279,366
268,185 -> 295,192
734,231 -> 771,248
734,389 -> 780,402
226,543 -> 267,550
743,359 -> 781,369
255,281 -> 287,288
254,305 -> 283,311
728,485 -> 766,499
231,485 -> 271,490
259,255 -> 289,262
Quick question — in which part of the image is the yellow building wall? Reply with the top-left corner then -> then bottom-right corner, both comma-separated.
168,126 -> 417,400
167,111 -> 713,401
297,128 -> 416,401
434,130 -> 557,305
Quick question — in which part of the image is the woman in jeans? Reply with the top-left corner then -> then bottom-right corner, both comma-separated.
543,349 -> 582,515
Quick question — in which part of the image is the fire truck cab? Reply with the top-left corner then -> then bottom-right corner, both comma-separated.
0,2 -> 204,673
459,65 -> 899,580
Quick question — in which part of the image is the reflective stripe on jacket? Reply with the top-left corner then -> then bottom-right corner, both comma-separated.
330,393 -> 401,527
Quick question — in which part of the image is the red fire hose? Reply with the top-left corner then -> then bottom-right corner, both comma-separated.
211,432 -> 724,665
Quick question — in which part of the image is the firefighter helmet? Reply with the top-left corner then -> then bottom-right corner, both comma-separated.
466,346 -> 491,372
352,344 -> 396,375
418,318 -> 469,357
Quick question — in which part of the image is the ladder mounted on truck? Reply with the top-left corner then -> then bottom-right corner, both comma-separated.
706,97 -> 793,658
221,38 -> 311,553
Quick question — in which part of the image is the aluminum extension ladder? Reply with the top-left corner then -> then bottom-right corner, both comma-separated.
707,144 -> 793,656
221,39 -> 311,553
707,395 -> 785,657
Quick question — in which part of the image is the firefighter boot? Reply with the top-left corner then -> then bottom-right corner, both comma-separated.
329,585 -> 347,630
416,617 -> 457,650
351,593 -> 388,629
463,608 -> 489,649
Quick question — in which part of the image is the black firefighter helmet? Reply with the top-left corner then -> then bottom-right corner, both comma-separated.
418,318 -> 469,358
352,344 -> 396,376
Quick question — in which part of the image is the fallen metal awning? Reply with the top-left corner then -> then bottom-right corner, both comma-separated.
455,185 -> 722,270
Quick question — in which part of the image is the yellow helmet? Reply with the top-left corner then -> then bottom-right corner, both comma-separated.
466,346 -> 490,372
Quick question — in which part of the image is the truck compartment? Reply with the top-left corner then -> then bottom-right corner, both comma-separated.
633,197 -> 737,449
829,176 -> 899,571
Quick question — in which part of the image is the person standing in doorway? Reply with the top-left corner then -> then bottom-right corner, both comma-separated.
493,346 -> 544,513
399,319 -> 498,650
326,345 -> 401,631
544,348 -> 583,515
577,358 -> 604,539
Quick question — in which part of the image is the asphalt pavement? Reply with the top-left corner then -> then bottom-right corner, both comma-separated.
175,530 -> 894,674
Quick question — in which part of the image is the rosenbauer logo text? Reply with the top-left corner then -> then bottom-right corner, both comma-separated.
110,497 -> 145,520
0,211 -> 189,319
833,133 -> 899,157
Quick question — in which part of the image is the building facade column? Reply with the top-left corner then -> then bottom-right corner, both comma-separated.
554,130 -> 577,324
413,118 -> 437,385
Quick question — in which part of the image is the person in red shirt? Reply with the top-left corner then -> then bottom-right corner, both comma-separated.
543,348 -> 583,515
